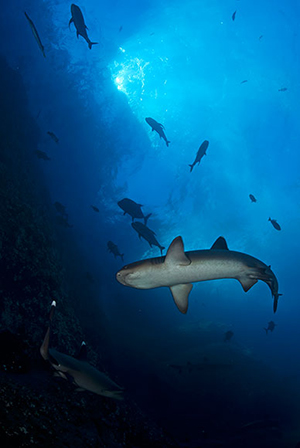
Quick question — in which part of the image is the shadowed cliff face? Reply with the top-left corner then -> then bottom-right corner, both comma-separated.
0,56 -> 179,448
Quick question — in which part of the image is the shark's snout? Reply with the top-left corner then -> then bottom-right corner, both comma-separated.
116,270 -> 127,286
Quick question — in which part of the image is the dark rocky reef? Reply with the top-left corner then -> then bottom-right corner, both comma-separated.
0,56 -> 178,448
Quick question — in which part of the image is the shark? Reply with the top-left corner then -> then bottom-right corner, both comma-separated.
116,236 -> 281,314
40,301 -> 123,399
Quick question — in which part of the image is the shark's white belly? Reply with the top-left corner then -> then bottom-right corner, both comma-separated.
149,254 -> 245,288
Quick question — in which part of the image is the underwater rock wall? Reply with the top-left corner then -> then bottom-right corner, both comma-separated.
0,55 -> 178,448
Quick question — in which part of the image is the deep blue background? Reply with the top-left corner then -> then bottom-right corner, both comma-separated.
1,0 -> 300,445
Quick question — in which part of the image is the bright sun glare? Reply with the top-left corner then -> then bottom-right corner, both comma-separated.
111,48 -> 149,100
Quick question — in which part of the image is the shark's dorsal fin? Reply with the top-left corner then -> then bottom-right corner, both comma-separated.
77,341 -> 88,361
165,236 -> 191,266
170,283 -> 193,313
210,236 -> 229,250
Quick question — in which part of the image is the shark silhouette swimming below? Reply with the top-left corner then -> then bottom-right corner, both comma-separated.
40,301 -> 123,399
116,236 -> 281,314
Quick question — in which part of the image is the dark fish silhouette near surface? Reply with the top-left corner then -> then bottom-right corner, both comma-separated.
224,330 -> 234,342
40,301 -> 123,399
116,236 -> 281,314
241,80 -> 248,84
118,198 -> 151,224
107,241 -> 124,261
278,87 -> 287,92
145,117 -> 170,147
34,150 -> 50,160
264,320 -> 276,334
232,10 -> 237,21
69,4 -> 98,49
131,221 -> 165,255
91,205 -> 99,212
24,12 -> 46,58
269,217 -> 281,231
249,194 -> 257,203
189,140 -> 209,172
47,131 -> 59,143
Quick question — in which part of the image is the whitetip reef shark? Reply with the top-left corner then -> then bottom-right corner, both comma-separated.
116,236 -> 281,314
40,301 -> 123,399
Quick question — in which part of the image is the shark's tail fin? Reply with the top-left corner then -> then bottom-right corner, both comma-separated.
144,213 -> 152,225
160,246 -> 165,255
189,164 -> 194,172
88,41 -> 98,49
273,293 -> 282,313
166,141 -> 171,147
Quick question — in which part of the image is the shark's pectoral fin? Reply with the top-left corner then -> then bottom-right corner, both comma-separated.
238,276 -> 258,292
69,17 -> 74,28
170,283 -> 193,313
53,371 -> 68,380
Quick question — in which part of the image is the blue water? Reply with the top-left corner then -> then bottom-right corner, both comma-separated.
1,0 -> 300,445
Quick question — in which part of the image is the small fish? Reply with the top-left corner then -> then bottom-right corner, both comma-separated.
69,4 -> 98,49
145,117 -> 170,147
119,25 -> 123,32
34,150 -> 50,160
264,320 -> 276,334
278,87 -> 287,92
240,419 -> 279,432
54,201 -> 67,216
249,194 -> 257,203
107,241 -> 124,261
47,131 -> 59,144
224,330 -> 234,342
118,198 -> 151,224
131,222 -> 165,255
56,216 -> 73,228
91,205 -> 99,212
189,140 -> 209,172
24,11 -> 46,58
85,272 -> 94,283
259,35 -> 263,40
241,80 -> 248,84
169,360 -> 233,374
40,301 -> 123,399
232,10 -> 237,21
269,217 -> 281,231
